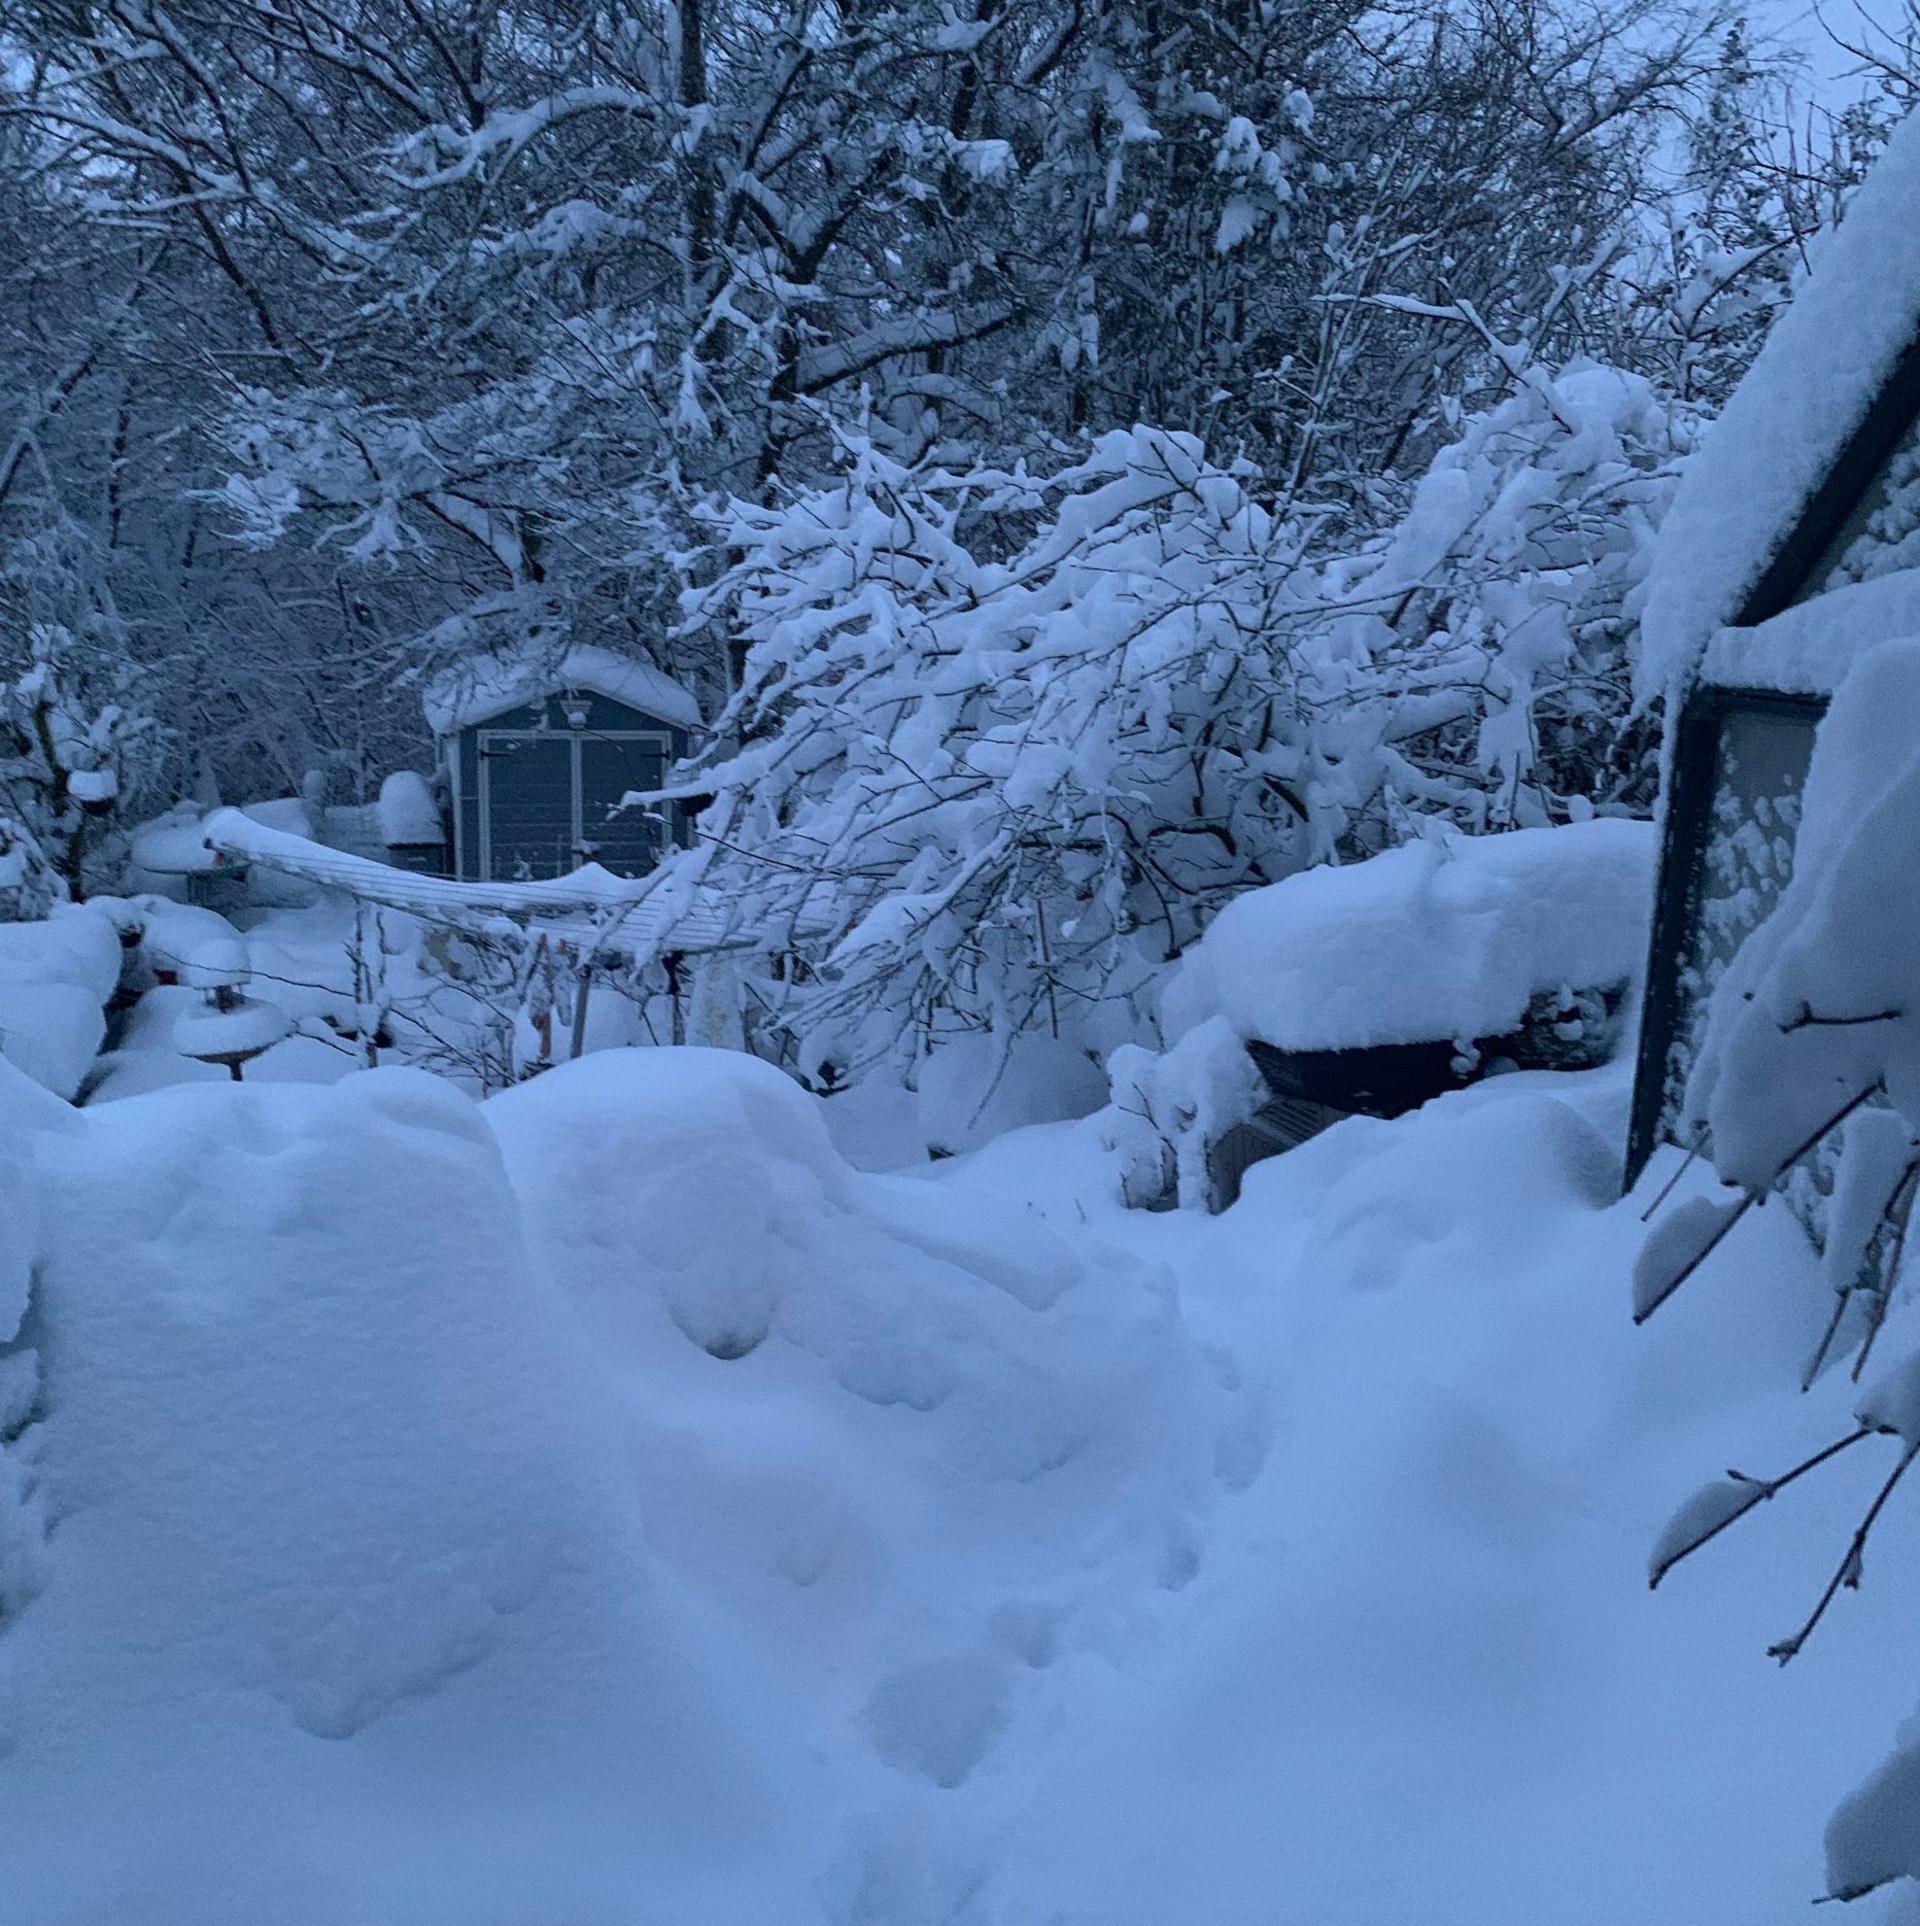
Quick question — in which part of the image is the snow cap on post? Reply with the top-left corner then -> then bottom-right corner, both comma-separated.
1637,106 -> 1920,701
377,770 -> 441,847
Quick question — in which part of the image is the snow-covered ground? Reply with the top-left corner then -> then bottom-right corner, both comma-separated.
949,1070 -> 1920,1923
5,1024 -> 1914,1922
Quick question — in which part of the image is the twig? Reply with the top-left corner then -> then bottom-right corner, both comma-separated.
1639,1121 -> 1708,1224
1852,1160 -> 1920,1385
1779,1003 -> 1902,1034
1650,1428 -> 1875,1590
1770,1437 -> 1920,1665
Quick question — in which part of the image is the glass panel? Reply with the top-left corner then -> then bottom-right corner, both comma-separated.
483,734 -> 575,880
1814,409 -> 1920,591
1657,703 -> 1817,1136
578,736 -> 668,876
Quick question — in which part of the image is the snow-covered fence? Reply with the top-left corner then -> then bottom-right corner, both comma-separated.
199,808 -> 811,1073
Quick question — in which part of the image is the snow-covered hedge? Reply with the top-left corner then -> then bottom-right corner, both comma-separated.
657,365 -> 1677,1078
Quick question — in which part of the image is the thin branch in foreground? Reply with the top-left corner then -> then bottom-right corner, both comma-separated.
1634,1085 -> 1882,1325
1779,1003 -> 1903,1034
1649,1427 -> 1876,1590
1639,1121 -> 1708,1224
1770,1437 -> 1920,1666
1851,1161 -> 1920,1385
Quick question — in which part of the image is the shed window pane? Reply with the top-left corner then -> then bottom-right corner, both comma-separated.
1657,704 -> 1817,1135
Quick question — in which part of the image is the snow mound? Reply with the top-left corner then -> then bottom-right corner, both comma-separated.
488,1047 -> 1245,1895
1164,819 -> 1655,1052
422,643 -> 702,735
489,1047 -> 1224,1489
0,902 -> 123,1097
1639,105 -> 1920,697
0,1066 -> 795,1923
1,1044 -> 1244,1920
132,899 -> 250,990
944,1066 -> 1913,1926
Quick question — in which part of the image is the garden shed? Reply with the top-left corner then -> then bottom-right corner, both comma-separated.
1627,116 -> 1920,1189
424,646 -> 702,884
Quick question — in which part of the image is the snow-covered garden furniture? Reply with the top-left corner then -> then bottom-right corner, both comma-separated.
129,812 -> 253,913
1161,819 -> 1655,1202
157,915 -> 291,1080
424,646 -> 701,884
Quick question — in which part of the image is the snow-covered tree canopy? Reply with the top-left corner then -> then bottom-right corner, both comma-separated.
0,0 -> 1854,805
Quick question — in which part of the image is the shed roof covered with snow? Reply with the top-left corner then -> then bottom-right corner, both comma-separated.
1639,107 -> 1920,700
426,646 -> 702,885
423,645 -> 703,737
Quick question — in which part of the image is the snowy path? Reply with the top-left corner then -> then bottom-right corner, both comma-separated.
938,1069 -> 1920,1923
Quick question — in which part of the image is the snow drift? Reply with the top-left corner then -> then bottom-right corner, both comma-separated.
0,1045 -> 1244,1923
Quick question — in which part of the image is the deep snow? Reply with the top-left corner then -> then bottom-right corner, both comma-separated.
1162,818 -> 1654,1051
3,1039 -> 1916,1922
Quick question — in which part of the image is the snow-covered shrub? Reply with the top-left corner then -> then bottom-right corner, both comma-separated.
660,370 -> 1677,1079
1106,1017 -> 1268,1212
0,629 -> 157,917
1636,637 -> 1920,1905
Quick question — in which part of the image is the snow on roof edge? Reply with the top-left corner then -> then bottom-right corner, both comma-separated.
423,644 -> 703,736
1637,105 -> 1920,702
1699,566 -> 1920,696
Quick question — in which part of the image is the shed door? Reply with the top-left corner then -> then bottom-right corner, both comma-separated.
480,732 -> 575,880
579,734 -> 671,876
